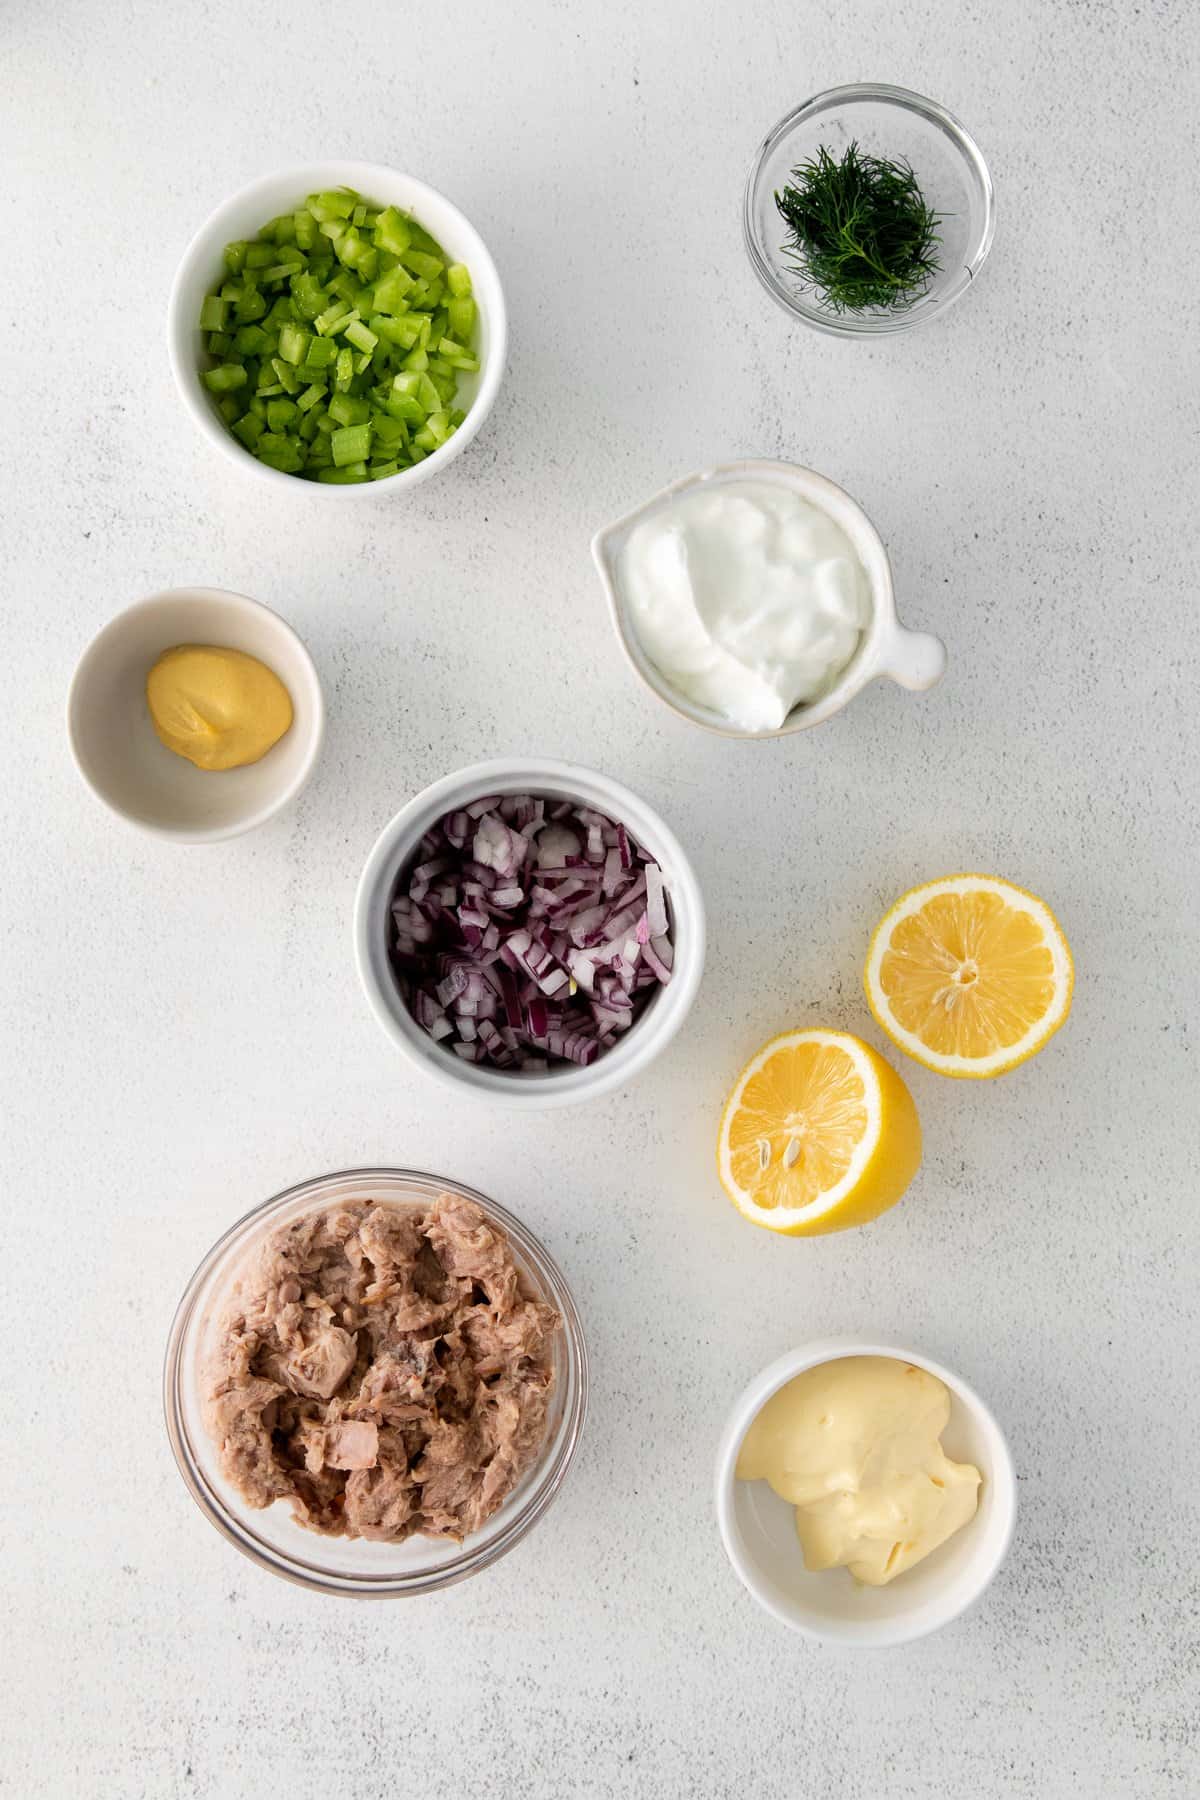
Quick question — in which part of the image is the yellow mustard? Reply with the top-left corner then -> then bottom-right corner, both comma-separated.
736,1356 -> 981,1586
146,645 -> 293,772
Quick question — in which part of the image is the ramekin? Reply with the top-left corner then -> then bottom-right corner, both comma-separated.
715,1337 -> 1017,1646
168,162 -> 506,498
67,586 -> 324,842
354,758 -> 706,1109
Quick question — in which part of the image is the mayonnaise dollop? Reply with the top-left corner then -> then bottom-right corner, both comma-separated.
736,1356 -> 981,1586
618,480 -> 870,730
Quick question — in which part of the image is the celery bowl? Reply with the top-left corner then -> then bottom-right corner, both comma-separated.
168,163 -> 507,497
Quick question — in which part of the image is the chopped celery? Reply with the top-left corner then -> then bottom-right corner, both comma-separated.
259,446 -> 304,473
315,298 -> 351,336
332,422 -> 372,464
372,413 -> 407,447
267,398 -> 299,431
310,189 -> 355,222
328,393 -> 369,427
403,249 -> 444,281
335,227 -> 365,269
277,322 -> 311,365
269,358 -> 299,394
439,338 -> 480,371
371,313 -> 412,348
318,461 -> 368,483
329,269 -> 362,305
203,363 -> 248,392
232,413 -> 264,449
198,185 -> 479,480
291,271 -> 327,321
447,296 -> 475,340
373,266 -> 413,314
234,324 -> 271,356
344,319 -> 378,354
376,207 -> 412,255
234,288 -> 267,323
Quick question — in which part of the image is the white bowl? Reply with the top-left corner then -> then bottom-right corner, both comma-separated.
354,758 -> 706,1109
67,587 -> 325,842
168,162 -> 507,498
715,1338 -> 1016,1646
592,459 -> 947,737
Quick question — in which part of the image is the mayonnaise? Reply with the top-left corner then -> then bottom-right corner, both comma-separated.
618,480 -> 869,731
146,645 -> 293,771
736,1356 -> 981,1586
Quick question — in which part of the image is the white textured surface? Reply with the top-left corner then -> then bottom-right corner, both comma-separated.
3,1 -> 1198,1795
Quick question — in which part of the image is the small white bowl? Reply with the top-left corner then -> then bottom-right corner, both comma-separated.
354,758 -> 706,1109
168,162 -> 507,498
592,459 -> 947,737
715,1338 -> 1016,1646
67,587 -> 324,842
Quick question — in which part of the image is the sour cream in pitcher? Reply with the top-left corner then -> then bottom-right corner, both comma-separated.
618,480 -> 870,730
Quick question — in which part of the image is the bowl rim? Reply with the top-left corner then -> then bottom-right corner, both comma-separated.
591,459 -> 947,738
714,1336 -> 1017,1646
163,1165 -> 589,1596
167,160 -> 508,498
743,82 -> 996,338
353,757 -> 707,1109
65,585 -> 326,843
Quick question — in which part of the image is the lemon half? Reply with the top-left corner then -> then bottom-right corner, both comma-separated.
865,874 -> 1074,1079
717,1029 -> 922,1236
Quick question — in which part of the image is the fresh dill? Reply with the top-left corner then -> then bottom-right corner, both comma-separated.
775,142 -> 942,314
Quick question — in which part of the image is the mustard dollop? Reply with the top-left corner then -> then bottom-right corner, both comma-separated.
146,645 -> 293,772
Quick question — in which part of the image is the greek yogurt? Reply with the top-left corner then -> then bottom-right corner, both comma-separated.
618,480 -> 870,731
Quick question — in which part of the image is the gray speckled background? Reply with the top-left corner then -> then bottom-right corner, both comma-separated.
3,0 -> 1199,1794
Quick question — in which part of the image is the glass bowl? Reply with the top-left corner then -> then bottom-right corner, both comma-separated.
164,1167 -> 587,1596
744,84 -> 995,337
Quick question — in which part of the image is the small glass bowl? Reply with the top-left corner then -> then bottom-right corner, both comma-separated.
744,84 -> 995,337
164,1167 -> 587,1596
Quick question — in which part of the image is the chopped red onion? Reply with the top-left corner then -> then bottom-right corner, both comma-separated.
390,791 -> 675,1073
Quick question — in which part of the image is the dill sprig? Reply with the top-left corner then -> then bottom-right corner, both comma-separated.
775,142 -> 942,314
